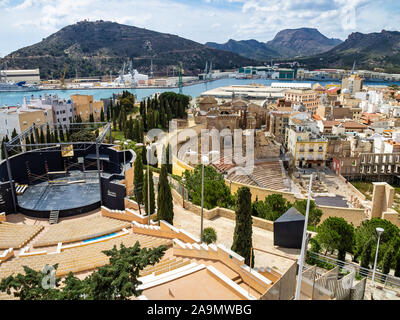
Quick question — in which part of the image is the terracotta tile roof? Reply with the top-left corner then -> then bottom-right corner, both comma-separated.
199,96 -> 217,104
322,121 -> 340,127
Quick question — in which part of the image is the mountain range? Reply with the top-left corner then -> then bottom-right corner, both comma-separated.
1,21 -> 399,78
0,20 -> 254,79
206,28 -> 343,60
297,30 -> 400,73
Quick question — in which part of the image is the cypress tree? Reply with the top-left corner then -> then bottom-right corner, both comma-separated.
100,108 -> 105,122
360,240 -> 372,269
11,128 -> 20,155
382,247 -> 394,275
133,153 -> 144,204
30,131 -> 35,145
166,143 -> 172,174
231,186 -> 254,267
106,105 -> 111,122
138,121 -> 144,144
25,135 -> 31,151
143,168 -> 155,216
133,120 -> 140,142
1,137 -> 6,160
39,127 -> 45,144
157,164 -> 174,224
89,113 -> 94,123
45,124 -> 51,143
142,145 -> 147,165
395,253 -> 400,277
59,127 -> 65,142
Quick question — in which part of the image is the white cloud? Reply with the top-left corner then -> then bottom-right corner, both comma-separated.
0,0 -> 398,57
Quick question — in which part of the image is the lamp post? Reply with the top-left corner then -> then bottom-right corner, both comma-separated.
294,173 -> 313,300
371,227 -> 384,287
134,142 -> 144,216
146,144 -> 151,225
185,149 -> 219,243
145,142 -> 159,225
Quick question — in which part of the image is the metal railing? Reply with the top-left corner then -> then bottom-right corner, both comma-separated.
307,251 -> 400,290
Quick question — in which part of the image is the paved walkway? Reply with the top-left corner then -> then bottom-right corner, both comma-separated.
173,204 -> 300,274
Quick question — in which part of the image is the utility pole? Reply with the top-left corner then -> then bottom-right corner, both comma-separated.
294,174 -> 313,300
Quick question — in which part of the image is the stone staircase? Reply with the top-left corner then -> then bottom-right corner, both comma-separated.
49,211 -> 59,225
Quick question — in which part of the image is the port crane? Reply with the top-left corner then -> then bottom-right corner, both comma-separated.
60,64 -> 68,89
178,62 -> 183,94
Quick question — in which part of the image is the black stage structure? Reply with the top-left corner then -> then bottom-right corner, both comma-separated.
1,122 -> 133,218
273,207 -> 305,249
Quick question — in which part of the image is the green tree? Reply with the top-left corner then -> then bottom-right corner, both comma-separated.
70,130 -> 96,142
382,247 -> 394,276
0,243 -> 166,300
25,135 -> 31,151
395,253 -> 400,277
166,143 -> 172,174
255,194 -> 291,221
143,168 -> 155,216
100,108 -> 105,122
39,127 -> 45,144
156,164 -> 174,224
1,136 -> 9,159
134,154 -> 144,204
202,227 -> 217,244
354,218 -> 400,264
183,165 -> 232,210
293,199 -> 323,230
0,265 -> 62,300
85,243 -> 165,300
360,239 -> 372,269
316,217 -> 354,261
45,124 -> 51,143
89,113 -> 94,123
231,187 -> 254,267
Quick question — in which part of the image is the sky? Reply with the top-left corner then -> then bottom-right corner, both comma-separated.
0,0 -> 399,57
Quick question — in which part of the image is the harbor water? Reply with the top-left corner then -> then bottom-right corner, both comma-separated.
0,78 -> 399,106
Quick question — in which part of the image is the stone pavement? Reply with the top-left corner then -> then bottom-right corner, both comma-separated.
173,203 -> 300,275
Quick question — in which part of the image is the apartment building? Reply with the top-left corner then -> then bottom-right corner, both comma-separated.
29,94 -> 75,125
286,127 -> 328,168
268,107 -> 297,144
284,89 -> 320,114
0,106 -> 53,140
341,74 -> 364,95
70,94 -> 104,122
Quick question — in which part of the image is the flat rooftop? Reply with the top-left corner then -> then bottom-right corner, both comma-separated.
201,85 -> 285,100
142,268 -> 243,300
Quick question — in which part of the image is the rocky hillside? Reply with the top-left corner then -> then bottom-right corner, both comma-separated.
265,28 -> 342,57
205,39 -> 279,61
206,28 -> 342,60
1,20 -> 254,79
299,30 -> 400,73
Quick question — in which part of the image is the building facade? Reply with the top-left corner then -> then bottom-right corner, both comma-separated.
70,95 -> 104,122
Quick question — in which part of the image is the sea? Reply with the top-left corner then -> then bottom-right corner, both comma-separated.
0,78 -> 399,106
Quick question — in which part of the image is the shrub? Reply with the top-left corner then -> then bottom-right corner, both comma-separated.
202,227 -> 217,244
